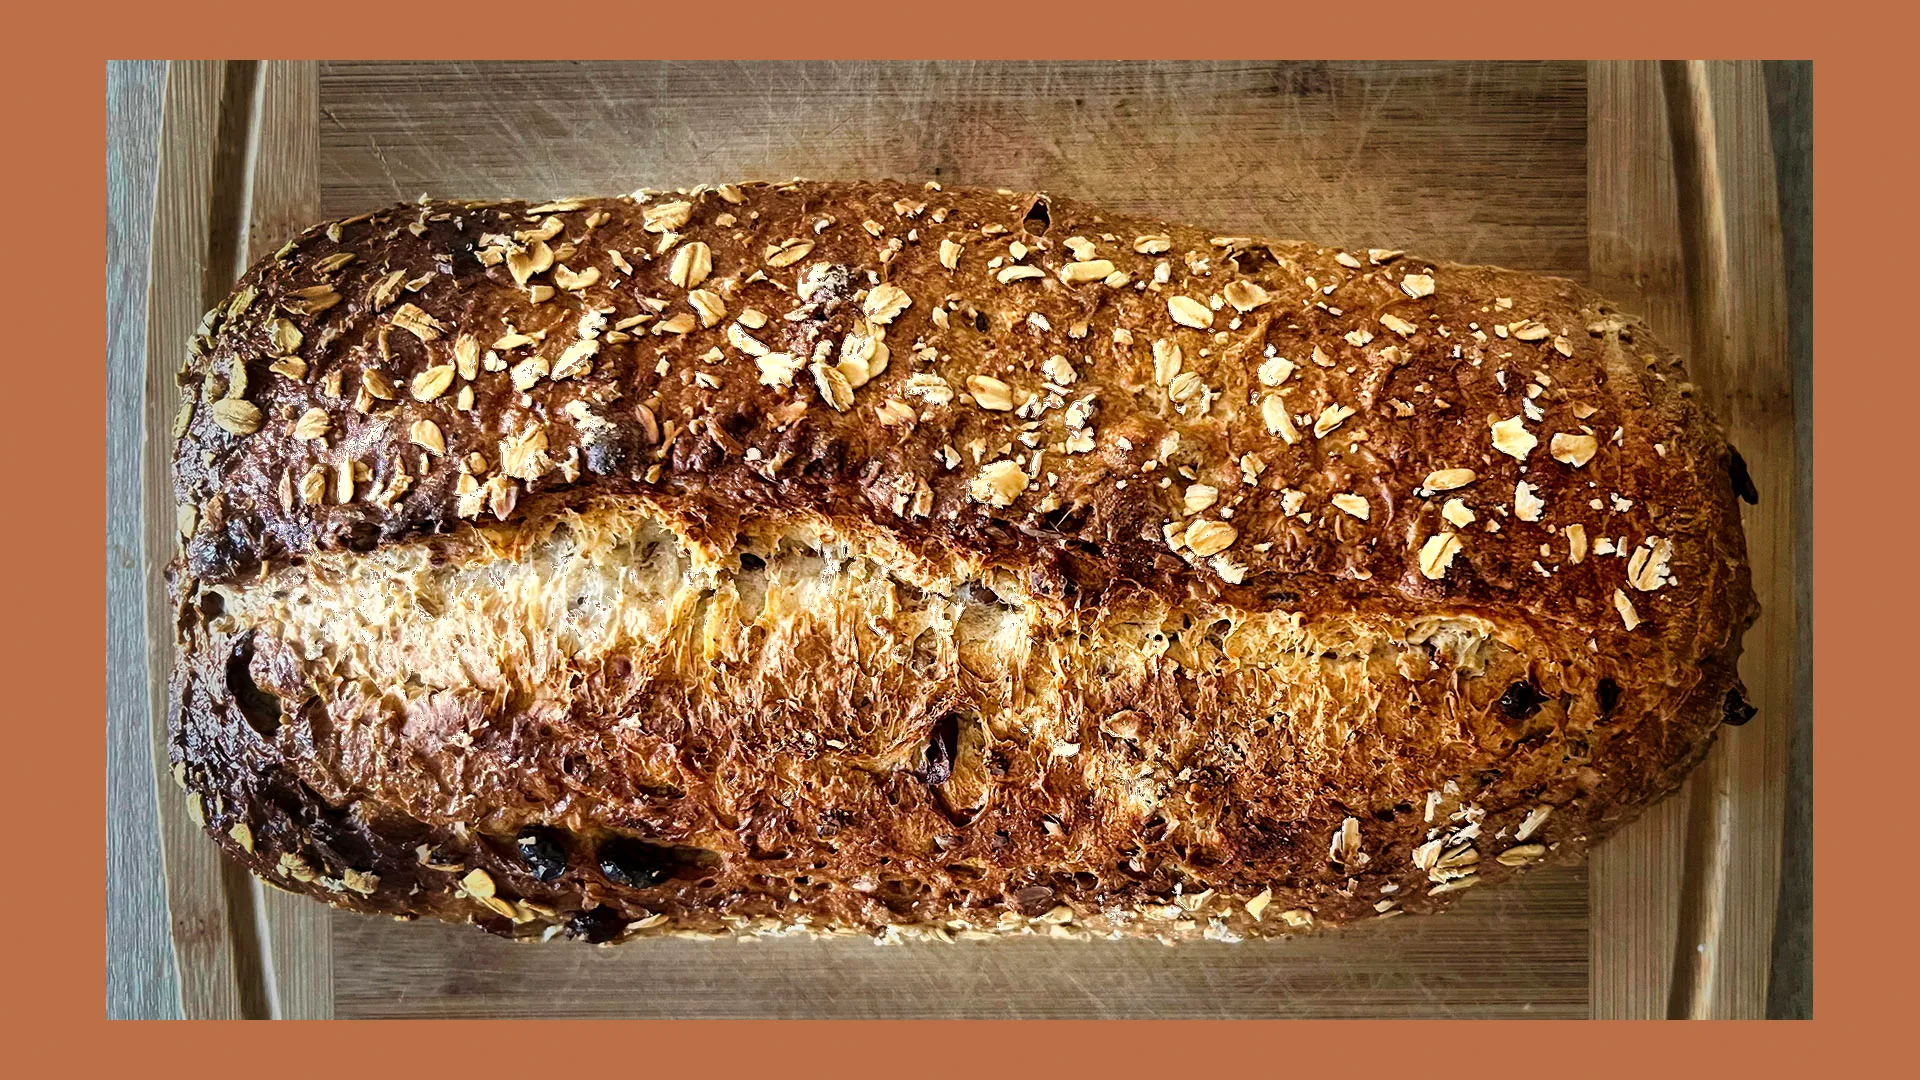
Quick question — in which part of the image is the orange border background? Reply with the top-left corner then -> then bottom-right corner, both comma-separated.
23,0 -> 1907,1062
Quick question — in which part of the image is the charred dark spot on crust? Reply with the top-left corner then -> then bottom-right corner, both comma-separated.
595,836 -> 675,889
920,712 -> 959,787
265,778 -> 378,869
1499,681 -> 1547,720
343,520 -> 380,553
1054,547 -> 1110,604
973,309 -> 990,334
1597,678 -> 1622,717
1729,447 -> 1759,504
717,407 -> 758,440
516,827 -> 569,882
564,905 -> 626,943
1723,685 -> 1758,727
582,425 -> 635,477
1022,197 -> 1052,235
226,631 -> 282,737
291,694 -> 331,750
787,426 -> 845,479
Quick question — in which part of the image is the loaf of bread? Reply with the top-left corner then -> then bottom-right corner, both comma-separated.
167,179 -> 1757,943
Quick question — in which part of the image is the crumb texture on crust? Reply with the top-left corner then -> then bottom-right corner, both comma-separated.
167,179 -> 1757,943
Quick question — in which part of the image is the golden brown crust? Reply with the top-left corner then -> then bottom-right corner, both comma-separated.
166,179 -> 1757,943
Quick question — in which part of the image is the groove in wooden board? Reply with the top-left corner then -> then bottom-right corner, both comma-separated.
336,865 -> 1587,1019
228,59 -> 333,1022
1659,59 -> 1737,1020
312,60 -> 1595,1018
143,59 -> 335,1021
1758,60 -> 1812,1021
108,58 -> 181,1020
317,60 -> 1587,276
142,59 -> 268,1021
1688,59 -> 1793,1023
1656,59 -> 1794,1022
1585,61 -> 1794,1020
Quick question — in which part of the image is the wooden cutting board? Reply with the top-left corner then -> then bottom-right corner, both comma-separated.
140,60 -> 1796,1018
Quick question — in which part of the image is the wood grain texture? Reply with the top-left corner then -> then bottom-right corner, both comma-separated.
231,61 -> 334,1022
318,60 -> 1587,274
1685,60 -> 1794,1023
107,57 -> 180,1021
314,60 -> 1594,1019
336,865 -> 1587,1019
1586,61 -> 1691,1019
1760,59 -> 1812,1021
1586,60 -> 1795,1020
141,59 -> 269,1021
140,59 -> 333,1021
1658,60 -> 1738,1019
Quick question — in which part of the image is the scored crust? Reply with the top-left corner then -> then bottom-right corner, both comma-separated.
166,179 -> 1758,943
